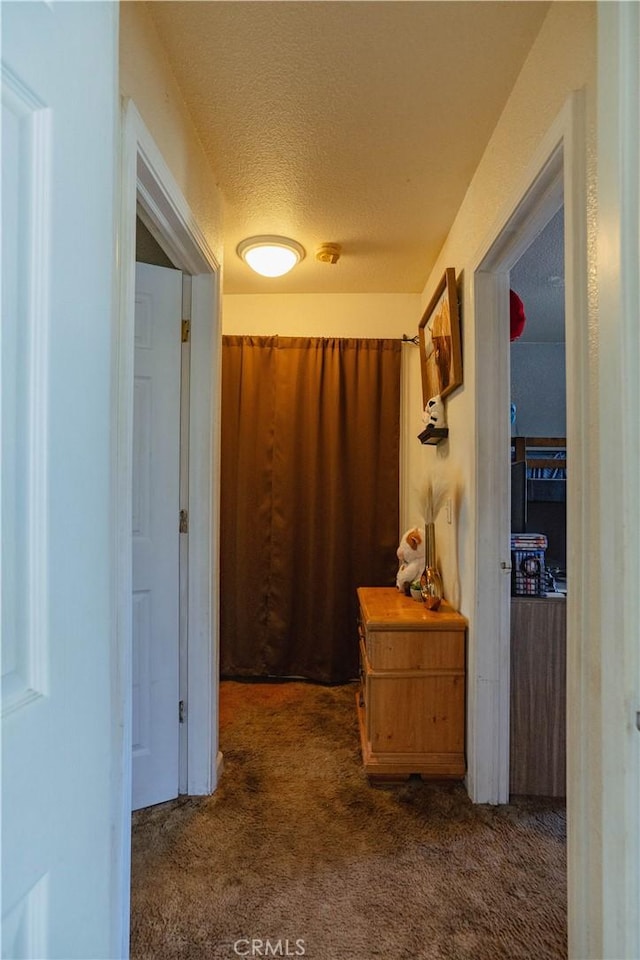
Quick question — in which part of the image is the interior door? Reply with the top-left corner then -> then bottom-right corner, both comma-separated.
1,2 -> 118,957
131,262 -> 182,811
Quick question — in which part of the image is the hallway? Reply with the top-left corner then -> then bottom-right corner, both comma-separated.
131,681 -> 566,960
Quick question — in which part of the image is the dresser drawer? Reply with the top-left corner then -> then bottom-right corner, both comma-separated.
361,625 -> 465,671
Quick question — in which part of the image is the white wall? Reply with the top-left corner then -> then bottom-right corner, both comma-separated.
119,2 -> 224,264
222,292 -> 420,340
405,1 -> 597,614
511,342 -> 566,436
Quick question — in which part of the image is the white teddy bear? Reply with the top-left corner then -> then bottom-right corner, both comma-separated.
396,527 -> 425,593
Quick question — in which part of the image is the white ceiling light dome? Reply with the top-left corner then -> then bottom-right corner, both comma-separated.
237,235 -> 305,278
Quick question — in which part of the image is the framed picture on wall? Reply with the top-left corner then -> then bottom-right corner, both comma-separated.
418,267 -> 463,405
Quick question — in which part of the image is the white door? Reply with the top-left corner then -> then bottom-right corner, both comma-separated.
1,3 -> 119,957
131,262 -> 182,811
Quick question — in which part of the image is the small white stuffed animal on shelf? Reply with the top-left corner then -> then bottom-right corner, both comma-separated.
418,394 -> 448,444
396,527 -> 425,593
422,395 -> 446,429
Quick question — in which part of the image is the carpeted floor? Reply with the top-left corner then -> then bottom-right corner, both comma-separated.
130,680 -> 567,960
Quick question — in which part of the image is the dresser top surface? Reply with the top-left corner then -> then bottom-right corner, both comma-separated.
357,587 -> 467,630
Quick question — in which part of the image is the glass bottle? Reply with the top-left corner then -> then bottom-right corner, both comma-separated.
420,522 -> 443,610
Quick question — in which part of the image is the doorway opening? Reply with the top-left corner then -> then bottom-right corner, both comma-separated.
470,91 -> 591,959
114,99 -> 222,955
471,141 -> 564,804
508,206 -> 567,800
470,91 -> 588,810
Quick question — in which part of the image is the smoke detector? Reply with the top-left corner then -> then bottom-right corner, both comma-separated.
315,243 -> 342,265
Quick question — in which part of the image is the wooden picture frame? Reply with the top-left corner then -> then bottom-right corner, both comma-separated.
418,267 -> 462,405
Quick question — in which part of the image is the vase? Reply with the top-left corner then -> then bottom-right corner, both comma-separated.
420,522 -> 443,610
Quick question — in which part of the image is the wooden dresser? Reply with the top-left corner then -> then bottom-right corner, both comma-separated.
356,587 -> 467,780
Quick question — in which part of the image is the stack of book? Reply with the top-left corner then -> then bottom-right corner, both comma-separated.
510,533 -> 548,596
510,532 -> 547,552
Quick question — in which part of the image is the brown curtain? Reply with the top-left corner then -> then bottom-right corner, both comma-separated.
220,335 -> 401,682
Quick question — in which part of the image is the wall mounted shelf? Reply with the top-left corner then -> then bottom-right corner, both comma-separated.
417,427 -> 449,445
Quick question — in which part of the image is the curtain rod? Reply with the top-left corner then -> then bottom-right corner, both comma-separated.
401,334 -> 419,345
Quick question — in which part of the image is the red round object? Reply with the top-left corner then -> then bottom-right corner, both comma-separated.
510,289 -> 526,341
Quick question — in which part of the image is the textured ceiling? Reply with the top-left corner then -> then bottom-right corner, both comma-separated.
511,207 -> 565,343
145,1 -> 551,294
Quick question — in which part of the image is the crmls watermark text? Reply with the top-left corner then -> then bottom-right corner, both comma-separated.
233,938 -> 306,957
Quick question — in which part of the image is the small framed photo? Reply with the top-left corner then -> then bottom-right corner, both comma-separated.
418,267 -> 462,405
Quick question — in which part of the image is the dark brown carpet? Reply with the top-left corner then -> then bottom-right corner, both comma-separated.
130,680 -> 567,960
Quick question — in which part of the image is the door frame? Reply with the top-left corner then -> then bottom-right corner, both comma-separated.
469,90 -> 588,805
594,4 -> 640,957
112,99 -> 222,955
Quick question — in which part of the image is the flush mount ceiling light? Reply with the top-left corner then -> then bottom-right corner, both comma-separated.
237,235 -> 305,278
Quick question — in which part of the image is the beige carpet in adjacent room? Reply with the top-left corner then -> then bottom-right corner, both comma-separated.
130,680 -> 566,960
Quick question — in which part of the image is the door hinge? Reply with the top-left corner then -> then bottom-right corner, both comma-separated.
179,700 -> 185,724
181,319 -> 191,343
179,509 -> 189,534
